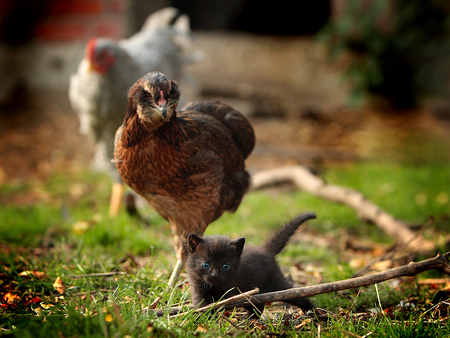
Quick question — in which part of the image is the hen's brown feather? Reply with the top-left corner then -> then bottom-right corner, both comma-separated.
114,72 -> 255,262
180,101 -> 255,159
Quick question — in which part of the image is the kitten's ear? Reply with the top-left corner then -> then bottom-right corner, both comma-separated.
188,234 -> 204,253
230,238 -> 245,256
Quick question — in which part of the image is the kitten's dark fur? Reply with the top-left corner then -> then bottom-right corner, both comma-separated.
186,213 -> 316,316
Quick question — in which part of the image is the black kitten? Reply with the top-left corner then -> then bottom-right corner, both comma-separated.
186,213 -> 316,316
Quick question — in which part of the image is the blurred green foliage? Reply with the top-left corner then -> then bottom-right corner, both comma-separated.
320,0 -> 450,109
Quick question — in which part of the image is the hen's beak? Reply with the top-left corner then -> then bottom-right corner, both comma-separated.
158,103 -> 167,118
87,61 -> 104,74
87,62 -> 95,73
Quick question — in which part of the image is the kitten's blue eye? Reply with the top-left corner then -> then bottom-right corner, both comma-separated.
202,262 -> 210,269
222,264 -> 230,270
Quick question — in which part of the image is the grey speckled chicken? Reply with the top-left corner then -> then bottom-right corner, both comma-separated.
69,7 -> 192,217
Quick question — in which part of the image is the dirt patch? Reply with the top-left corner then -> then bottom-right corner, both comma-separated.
0,91 -> 92,182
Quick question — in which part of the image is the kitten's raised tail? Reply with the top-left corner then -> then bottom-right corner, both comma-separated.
263,213 -> 316,256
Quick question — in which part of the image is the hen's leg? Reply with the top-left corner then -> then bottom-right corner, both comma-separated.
109,182 -> 124,217
167,223 -> 204,288
167,245 -> 186,288
167,259 -> 184,288
149,254 -> 184,308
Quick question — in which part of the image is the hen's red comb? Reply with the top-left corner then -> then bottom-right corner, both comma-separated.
86,38 -> 97,62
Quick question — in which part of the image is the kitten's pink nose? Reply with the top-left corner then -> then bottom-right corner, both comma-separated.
211,270 -> 219,277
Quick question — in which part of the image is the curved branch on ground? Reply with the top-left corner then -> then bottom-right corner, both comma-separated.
250,165 -> 435,252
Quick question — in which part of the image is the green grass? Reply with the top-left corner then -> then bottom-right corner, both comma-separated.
1,162 -> 449,337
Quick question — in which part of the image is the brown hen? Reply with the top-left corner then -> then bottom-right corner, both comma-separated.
113,72 -> 255,287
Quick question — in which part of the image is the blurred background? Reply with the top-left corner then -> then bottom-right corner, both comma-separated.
0,0 -> 449,183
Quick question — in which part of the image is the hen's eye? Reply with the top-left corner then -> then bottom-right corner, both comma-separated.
139,89 -> 152,102
222,264 -> 230,270
202,262 -> 210,269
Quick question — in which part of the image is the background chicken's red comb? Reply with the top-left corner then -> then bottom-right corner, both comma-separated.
86,37 -> 98,61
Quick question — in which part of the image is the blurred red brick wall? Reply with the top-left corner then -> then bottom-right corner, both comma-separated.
33,0 -> 124,41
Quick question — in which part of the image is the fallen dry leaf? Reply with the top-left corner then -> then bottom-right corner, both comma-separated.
372,260 -> 392,271
437,192 -> 448,205
418,278 -> 450,285
24,296 -> 42,306
53,276 -> 65,293
18,270 -> 46,279
41,303 -> 55,310
72,221 -> 90,235
196,325 -> 208,333
295,318 -> 312,330
349,257 -> 366,269
418,278 -> 450,291
33,307 -> 43,315
3,292 -> 20,303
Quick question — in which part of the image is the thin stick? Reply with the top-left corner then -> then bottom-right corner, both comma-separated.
353,217 -> 434,278
343,288 -> 362,321
225,252 -> 450,309
150,296 -> 162,309
236,287 -> 262,316
335,327 -> 362,338
420,300 -> 450,318
187,287 -> 260,315
151,252 -> 450,316
148,288 -> 260,316
66,272 -> 127,278
220,313 -> 245,330
250,165 -> 435,251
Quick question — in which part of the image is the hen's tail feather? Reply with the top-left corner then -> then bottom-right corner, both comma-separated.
141,7 -> 190,41
137,7 -> 192,58
263,213 -> 316,256
141,7 -> 181,32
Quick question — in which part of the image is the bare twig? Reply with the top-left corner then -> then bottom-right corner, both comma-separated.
421,300 -> 450,318
343,288 -> 362,322
224,252 -> 450,309
147,288 -> 260,316
334,327 -> 362,338
236,287 -> 262,316
66,272 -> 127,278
250,165 -> 435,252
352,217 -> 435,278
183,287 -> 260,315
220,313 -> 246,330
152,252 -> 450,316
150,296 -> 162,309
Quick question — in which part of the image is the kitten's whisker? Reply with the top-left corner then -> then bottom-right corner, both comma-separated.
201,280 -> 212,291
